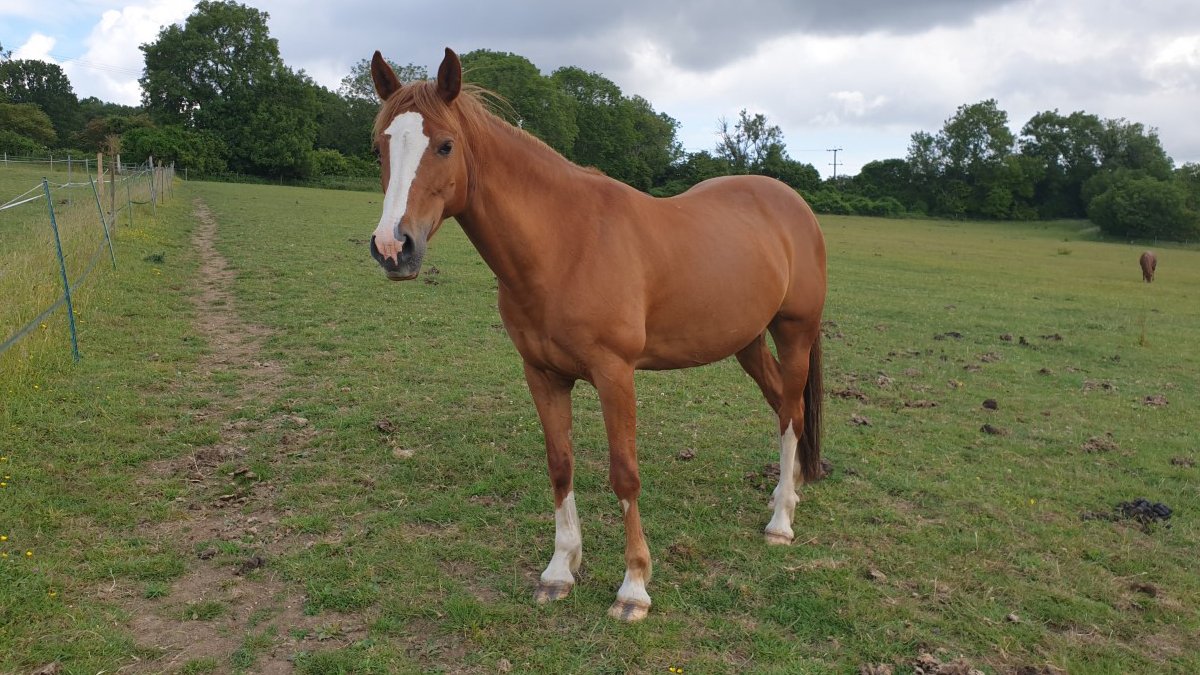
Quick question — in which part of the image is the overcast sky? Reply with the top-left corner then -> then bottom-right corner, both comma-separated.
3,0 -> 1198,177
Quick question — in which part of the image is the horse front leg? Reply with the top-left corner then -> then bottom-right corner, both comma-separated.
593,362 -> 652,621
524,363 -> 581,603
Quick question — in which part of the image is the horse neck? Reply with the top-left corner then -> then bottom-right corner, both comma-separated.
456,115 -> 584,293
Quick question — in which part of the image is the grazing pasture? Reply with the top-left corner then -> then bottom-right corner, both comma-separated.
2,179 -> 1198,673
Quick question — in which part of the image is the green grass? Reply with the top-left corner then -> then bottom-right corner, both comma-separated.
0,160 -> 159,384
2,176 -> 1199,673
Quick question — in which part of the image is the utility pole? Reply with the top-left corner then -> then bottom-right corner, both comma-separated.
827,148 -> 844,181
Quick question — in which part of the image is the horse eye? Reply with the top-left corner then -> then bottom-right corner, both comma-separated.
437,141 -> 453,156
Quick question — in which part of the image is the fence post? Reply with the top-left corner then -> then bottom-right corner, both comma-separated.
96,153 -> 104,207
109,155 -> 117,219
127,179 -> 133,229
88,171 -> 116,270
42,178 -> 82,362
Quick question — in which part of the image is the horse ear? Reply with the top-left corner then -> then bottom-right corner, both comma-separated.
371,51 -> 402,101
437,47 -> 462,104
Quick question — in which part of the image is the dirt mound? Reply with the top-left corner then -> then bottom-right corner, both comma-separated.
1082,498 -> 1173,532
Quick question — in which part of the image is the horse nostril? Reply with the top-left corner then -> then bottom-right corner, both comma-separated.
400,233 -> 414,254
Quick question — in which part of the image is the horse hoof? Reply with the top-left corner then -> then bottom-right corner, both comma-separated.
534,581 -> 573,604
764,531 -> 793,546
607,599 -> 651,622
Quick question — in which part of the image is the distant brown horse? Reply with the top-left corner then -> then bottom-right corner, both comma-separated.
367,48 -> 827,621
1140,251 -> 1157,282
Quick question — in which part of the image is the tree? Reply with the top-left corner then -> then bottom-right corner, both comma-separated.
227,68 -> 320,176
122,125 -> 228,174
904,100 -> 1037,218
339,57 -> 426,101
1096,118 -> 1173,179
654,150 -> 733,196
549,67 -> 680,190
0,102 -> 57,146
938,99 -> 1013,177
460,49 -> 578,154
76,113 -> 154,152
624,96 -> 683,188
1088,176 -> 1197,241
854,159 -> 911,198
1018,110 -> 1104,218
758,144 -> 820,193
140,1 -> 279,127
552,67 -> 632,169
0,59 -> 80,143
140,1 -> 319,176
1176,163 -> 1200,214
716,109 -> 785,173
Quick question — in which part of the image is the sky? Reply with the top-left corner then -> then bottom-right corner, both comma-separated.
3,0 -> 1198,178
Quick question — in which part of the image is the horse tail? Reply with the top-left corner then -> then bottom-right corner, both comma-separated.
799,333 -> 823,483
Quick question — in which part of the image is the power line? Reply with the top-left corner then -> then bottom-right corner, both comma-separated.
42,52 -> 143,77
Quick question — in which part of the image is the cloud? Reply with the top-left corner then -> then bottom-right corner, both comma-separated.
6,0 -> 1200,175
61,1 -> 194,104
258,0 -> 1019,84
13,33 -> 57,61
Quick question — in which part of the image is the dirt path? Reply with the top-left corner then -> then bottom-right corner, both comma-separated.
112,199 -> 363,673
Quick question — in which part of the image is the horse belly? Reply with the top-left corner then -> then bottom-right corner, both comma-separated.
637,277 -> 784,370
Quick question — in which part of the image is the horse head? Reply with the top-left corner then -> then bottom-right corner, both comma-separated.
368,48 -> 470,281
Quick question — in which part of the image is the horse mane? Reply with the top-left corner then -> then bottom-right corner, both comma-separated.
372,79 -> 581,173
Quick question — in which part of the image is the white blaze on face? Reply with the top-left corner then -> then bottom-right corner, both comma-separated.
373,111 -> 428,263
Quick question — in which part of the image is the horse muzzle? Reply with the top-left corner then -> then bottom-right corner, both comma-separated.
370,233 -> 424,281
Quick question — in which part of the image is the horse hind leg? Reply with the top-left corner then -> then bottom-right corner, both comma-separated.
735,335 -> 786,512
763,320 -> 823,545
523,363 -> 582,603
735,333 -> 784,416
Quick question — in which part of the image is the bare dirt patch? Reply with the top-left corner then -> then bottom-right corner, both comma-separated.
1081,433 -> 1120,454
115,200 -> 357,672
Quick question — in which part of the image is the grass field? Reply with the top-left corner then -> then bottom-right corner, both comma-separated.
2,176 -> 1199,673
0,160 -> 158,380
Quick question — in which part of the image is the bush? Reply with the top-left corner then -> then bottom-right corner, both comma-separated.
0,129 -> 49,156
341,154 -> 379,179
805,190 -> 851,215
1087,176 -> 1199,241
311,148 -> 349,176
803,190 -> 906,218
864,196 -> 907,217
122,125 -> 228,175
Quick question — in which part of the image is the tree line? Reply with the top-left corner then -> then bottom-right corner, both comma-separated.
2,1 -> 1197,241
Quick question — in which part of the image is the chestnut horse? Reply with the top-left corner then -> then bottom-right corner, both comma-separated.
367,48 -> 827,621
1140,251 -> 1157,282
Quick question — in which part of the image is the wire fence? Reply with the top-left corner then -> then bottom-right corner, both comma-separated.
0,156 -> 175,364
